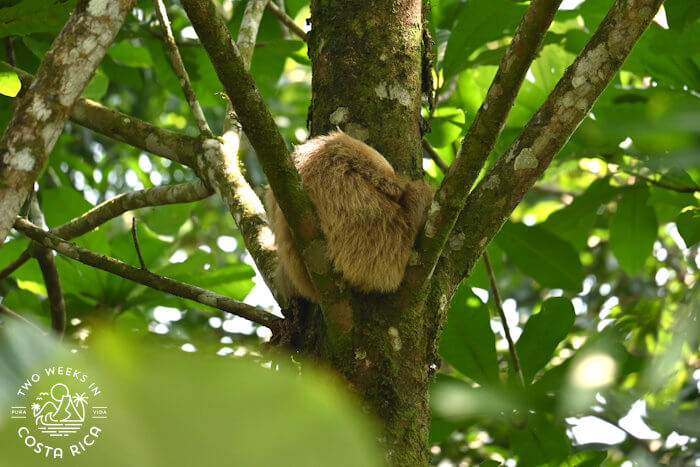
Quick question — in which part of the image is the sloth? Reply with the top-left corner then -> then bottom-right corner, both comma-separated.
265,131 -> 434,303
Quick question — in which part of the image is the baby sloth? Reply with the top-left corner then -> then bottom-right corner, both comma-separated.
266,131 -> 433,303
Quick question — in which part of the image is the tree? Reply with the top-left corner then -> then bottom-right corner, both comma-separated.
1,0 -> 698,465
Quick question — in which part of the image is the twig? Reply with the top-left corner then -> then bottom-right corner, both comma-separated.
623,169 -> 699,194
4,37 -> 16,66
223,0 -> 269,134
0,250 -> 31,280
405,0 -> 563,293
13,218 -> 283,330
273,0 -> 291,38
5,63 -> 202,170
422,139 -> 449,173
53,180 -> 212,239
131,218 -> 147,269
531,184 -> 576,197
153,0 -> 213,137
484,251 -> 525,387
0,303 -> 47,335
148,28 -> 202,47
266,2 -> 307,42
0,181 -> 212,280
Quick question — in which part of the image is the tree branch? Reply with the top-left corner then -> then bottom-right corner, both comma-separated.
13,218 -> 282,330
0,303 -> 46,335
223,0 -> 269,134
0,0 -> 136,246
153,0 -> 213,137
438,0 -> 665,294
131,217 -> 147,269
238,0 -> 270,65
183,0 -> 345,311
6,63 -> 202,169
55,180 -> 212,239
2,181 -> 213,278
266,2 -> 307,42
404,0 -> 562,296
622,169 -> 700,194
9,62 -> 279,299
194,139 -> 280,293
422,139 -> 449,173
189,0 -> 282,296
28,197 -> 66,336
0,249 -> 31,280
484,251 -> 524,387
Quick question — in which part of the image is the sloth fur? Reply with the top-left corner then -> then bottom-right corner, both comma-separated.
265,131 -> 433,303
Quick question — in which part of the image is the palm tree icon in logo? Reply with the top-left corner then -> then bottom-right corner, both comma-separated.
32,383 -> 88,436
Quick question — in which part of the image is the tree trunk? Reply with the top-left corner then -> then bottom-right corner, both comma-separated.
306,1 -> 431,464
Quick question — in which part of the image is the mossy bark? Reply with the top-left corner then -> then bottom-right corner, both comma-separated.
306,1 -> 430,464
309,0 -> 423,178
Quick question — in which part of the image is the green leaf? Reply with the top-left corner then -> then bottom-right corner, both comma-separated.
516,297 -> 576,383
495,222 -> 584,291
109,222 -> 171,270
250,39 -> 303,99
510,416 -> 571,466
134,251 -> 256,308
439,284 -> 499,386
142,202 -> 194,236
676,208 -> 700,247
82,68 -> 109,100
609,185 -> 658,274
0,0 -> 76,38
107,41 -> 153,68
0,331 -> 384,467
543,177 -> 616,250
0,70 -> 20,97
442,0 -> 525,78
425,107 -> 466,148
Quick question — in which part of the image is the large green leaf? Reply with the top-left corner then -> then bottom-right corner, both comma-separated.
495,222 -> 584,291
0,329 -> 383,466
510,415 -> 571,466
676,208 -> 700,247
442,0 -> 525,78
0,0 -> 76,38
516,297 -> 576,384
439,284 -> 499,386
425,106 -> 466,148
609,185 -> 658,274
543,177 -> 616,250
107,41 -> 153,68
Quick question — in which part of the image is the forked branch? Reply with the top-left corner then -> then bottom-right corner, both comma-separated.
7,64 -> 201,169
1,181 -> 213,277
183,0 -> 346,311
0,0 -> 136,245
439,0 -> 666,294
404,0 -> 563,296
14,218 -> 282,330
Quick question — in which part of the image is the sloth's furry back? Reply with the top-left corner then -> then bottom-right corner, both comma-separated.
266,131 -> 433,302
